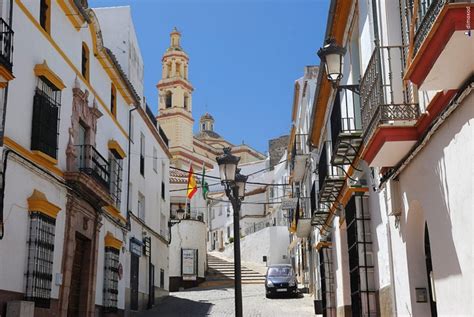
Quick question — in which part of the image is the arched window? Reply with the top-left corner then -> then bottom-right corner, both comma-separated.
165,91 -> 172,108
184,94 -> 188,110
176,62 -> 181,77
166,63 -> 172,78
40,0 -> 51,34
81,42 -> 90,81
184,65 -> 188,80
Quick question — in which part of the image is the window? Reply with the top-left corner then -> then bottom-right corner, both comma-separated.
161,181 -> 166,200
160,269 -> 165,288
227,226 -> 231,239
153,147 -> 158,172
166,63 -> 171,78
81,42 -> 89,81
184,94 -> 188,110
184,65 -> 188,80
110,84 -> 117,117
160,212 -> 166,237
140,133 -> 145,176
109,151 -> 123,209
202,123 -> 205,131
25,212 -> 55,308
165,91 -> 172,108
39,0 -> 50,34
31,77 -> 61,159
176,62 -> 181,77
138,192 -> 145,221
103,247 -> 119,311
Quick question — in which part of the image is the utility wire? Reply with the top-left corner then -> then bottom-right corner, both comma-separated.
246,159 -> 288,177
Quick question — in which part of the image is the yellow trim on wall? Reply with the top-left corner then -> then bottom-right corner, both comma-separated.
32,150 -> 58,165
57,0 -> 85,30
4,136 -> 64,177
15,0 -> 129,138
27,189 -> 61,219
103,205 -> 127,224
104,231 -> 123,250
108,139 -> 126,159
34,61 -> 66,90
0,64 -> 14,82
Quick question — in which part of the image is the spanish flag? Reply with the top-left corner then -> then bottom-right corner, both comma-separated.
187,165 -> 198,199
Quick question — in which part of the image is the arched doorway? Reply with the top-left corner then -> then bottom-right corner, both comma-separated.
424,224 -> 437,317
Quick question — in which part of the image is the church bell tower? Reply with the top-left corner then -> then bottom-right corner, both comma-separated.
157,28 -> 194,151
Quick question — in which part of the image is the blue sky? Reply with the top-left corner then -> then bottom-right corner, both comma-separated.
90,0 -> 329,153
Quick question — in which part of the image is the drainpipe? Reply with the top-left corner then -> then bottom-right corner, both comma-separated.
0,149 -> 11,239
126,106 -> 137,230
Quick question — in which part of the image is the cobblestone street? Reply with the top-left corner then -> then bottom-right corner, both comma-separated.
138,284 -> 315,317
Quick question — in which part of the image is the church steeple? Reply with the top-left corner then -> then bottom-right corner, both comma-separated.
156,28 -> 194,151
169,27 -> 182,50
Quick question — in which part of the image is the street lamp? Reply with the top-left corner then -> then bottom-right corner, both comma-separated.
168,204 -> 186,243
317,38 -> 346,83
216,148 -> 247,317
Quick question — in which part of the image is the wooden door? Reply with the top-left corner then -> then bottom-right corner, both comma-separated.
130,254 -> 139,310
68,235 -> 87,317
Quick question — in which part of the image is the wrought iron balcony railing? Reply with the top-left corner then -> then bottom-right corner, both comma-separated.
318,142 -> 345,204
360,46 -> 420,142
407,0 -> 461,56
290,133 -> 309,171
0,17 -> 13,72
76,144 -> 110,189
330,86 -> 363,166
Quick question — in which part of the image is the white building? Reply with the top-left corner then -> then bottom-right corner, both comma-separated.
0,2 -> 170,316
286,65 -> 319,293
308,1 -> 474,316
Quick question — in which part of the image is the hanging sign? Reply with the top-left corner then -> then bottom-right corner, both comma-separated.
130,238 -> 143,257
281,198 -> 298,210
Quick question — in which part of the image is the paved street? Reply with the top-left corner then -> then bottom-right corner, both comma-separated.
138,284 -> 315,317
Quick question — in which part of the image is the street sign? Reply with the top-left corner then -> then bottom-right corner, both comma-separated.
281,198 -> 298,210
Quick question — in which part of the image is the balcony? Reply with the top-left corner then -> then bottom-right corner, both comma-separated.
290,134 -> 310,182
406,0 -> 474,90
360,46 -> 421,167
318,142 -> 345,205
311,203 -> 330,230
65,144 -> 113,206
330,86 -> 363,166
0,17 -> 14,84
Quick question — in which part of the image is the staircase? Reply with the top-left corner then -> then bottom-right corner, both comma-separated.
200,254 -> 265,288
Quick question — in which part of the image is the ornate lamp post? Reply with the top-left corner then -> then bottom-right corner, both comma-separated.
168,204 -> 186,243
317,38 -> 346,84
216,148 -> 247,317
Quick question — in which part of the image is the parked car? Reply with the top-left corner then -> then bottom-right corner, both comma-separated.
265,264 -> 298,298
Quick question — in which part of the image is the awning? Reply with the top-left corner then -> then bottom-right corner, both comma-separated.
296,218 -> 312,238
288,237 -> 301,252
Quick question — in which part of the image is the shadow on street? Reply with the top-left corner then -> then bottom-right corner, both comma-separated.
139,295 -> 214,317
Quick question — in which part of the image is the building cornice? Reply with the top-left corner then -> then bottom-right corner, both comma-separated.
157,78 -> 194,92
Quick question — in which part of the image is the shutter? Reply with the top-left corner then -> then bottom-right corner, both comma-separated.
31,91 -> 42,151
47,102 -> 59,158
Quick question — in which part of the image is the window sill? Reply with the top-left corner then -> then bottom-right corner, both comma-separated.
32,150 -> 58,165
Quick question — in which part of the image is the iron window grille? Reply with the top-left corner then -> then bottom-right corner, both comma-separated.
109,151 -> 123,209
346,195 -> 376,317
31,78 -> 61,159
103,247 -> 119,311
140,133 -> 145,176
319,246 -> 335,317
0,17 -> 14,72
25,211 -> 56,308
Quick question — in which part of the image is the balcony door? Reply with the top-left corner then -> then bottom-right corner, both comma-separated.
425,224 -> 437,317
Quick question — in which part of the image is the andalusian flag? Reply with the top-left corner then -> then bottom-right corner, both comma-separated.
187,165 -> 198,199
201,165 -> 209,199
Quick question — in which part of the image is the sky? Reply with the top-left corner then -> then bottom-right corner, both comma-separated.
90,0 -> 330,154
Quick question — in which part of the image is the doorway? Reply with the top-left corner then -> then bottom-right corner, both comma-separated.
425,224 -> 438,317
130,253 -> 139,310
68,233 -> 91,317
